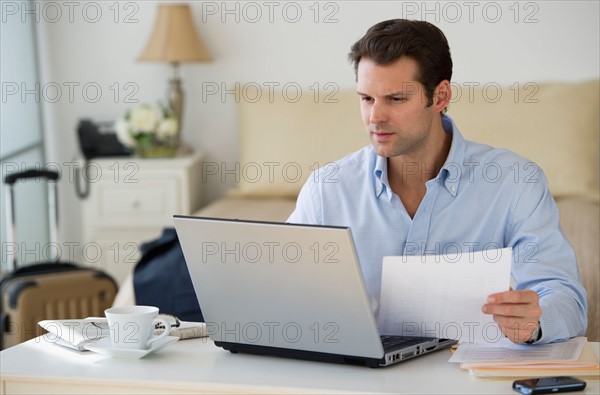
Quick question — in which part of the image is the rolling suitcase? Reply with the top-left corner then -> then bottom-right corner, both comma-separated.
0,169 -> 118,349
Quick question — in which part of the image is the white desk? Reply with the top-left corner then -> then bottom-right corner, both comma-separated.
1,337 -> 598,394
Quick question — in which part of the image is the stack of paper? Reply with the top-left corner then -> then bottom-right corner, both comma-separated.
449,337 -> 600,378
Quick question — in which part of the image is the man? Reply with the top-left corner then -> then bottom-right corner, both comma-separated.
287,19 -> 587,344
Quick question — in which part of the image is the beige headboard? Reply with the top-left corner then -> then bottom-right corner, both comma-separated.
237,90 -> 368,197
236,80 -> 599,201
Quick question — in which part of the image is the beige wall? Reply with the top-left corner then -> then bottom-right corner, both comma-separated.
14,0 -> 599,259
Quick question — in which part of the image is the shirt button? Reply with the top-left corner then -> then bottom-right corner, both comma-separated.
450,185 -> 456,193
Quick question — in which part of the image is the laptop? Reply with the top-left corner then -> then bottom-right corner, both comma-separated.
173,215 -> 457,367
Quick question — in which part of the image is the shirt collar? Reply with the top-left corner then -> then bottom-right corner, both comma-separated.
373,114 -> 466,199
438,114 -> 466,197
374,155 -> 389,200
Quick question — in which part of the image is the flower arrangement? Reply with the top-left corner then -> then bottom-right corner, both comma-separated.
115,103 -> 179,158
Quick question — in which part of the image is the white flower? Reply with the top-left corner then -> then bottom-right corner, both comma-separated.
157,118 -> 179,139
114,118 -> 135,147
129,105 -> 159,133
115,102 -> 178,149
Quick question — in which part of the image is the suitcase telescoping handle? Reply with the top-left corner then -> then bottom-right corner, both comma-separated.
3,169 -> 61,271
3,170 -> 60,185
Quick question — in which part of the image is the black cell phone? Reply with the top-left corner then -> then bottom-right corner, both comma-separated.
513,376 -> 586,395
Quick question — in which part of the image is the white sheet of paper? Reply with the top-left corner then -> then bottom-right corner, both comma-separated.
378,248 -> 512,343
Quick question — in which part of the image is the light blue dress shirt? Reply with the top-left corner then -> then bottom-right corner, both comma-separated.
288,115 -> 587,344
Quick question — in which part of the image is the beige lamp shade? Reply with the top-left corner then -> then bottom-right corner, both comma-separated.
138,3 -> 212,63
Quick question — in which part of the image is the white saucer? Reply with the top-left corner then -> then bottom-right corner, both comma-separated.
84,336 -> 179,359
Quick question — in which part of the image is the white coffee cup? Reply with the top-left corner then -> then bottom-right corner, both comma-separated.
104,306 -> 171,350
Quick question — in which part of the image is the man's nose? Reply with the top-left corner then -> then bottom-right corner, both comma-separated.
369,101 -> 388,125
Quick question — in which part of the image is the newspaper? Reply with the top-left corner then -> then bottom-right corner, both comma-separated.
39,317 -> 109,351
39,316 -> 208,351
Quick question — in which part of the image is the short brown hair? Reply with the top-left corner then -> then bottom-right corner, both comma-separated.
348,19 -> 453,107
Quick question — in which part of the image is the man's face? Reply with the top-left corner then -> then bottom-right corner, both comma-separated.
357,57 -> 439,159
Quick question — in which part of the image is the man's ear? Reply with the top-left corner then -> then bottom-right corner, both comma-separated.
434,80 -> 452,112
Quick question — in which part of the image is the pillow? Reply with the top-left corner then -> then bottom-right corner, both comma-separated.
448,80 -> 599,200
237,89 -> 368,197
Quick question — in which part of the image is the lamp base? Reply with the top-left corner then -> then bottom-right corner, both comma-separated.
168,63 -> 184,148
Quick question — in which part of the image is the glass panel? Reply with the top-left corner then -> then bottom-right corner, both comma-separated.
0,0 -> 47,271
0,0 -> 43,158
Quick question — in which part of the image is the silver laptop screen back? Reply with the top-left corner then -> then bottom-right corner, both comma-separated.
173,216 -> 385,358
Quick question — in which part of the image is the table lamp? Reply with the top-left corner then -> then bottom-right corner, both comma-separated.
138,3 -> 212,146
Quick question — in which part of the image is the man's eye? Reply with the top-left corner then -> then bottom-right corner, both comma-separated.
360,96 -> 373,102
391,97 -> 407,102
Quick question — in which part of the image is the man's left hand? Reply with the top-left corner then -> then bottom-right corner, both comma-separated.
482,289 -> 542,344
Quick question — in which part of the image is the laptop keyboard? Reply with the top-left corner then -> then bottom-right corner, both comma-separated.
380,335 -> 431,351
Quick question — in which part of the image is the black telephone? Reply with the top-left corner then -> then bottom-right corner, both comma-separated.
75,119 -> 132,198
77,119 -> 131,160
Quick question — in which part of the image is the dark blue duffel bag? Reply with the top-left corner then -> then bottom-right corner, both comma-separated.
133,228 -> 204,322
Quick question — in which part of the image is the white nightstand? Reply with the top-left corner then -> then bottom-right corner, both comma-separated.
80,151 -> 203,284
